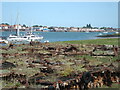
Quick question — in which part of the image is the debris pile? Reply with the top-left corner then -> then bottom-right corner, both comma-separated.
0,43 -> 119,89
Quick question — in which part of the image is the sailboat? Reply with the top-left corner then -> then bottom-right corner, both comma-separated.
7,26 -> 43,42
7,14 -> 43,42
0,38 -> 8,44
99,33 -> 103,35
22,27 -> 43,42
115,32 -> 119,34
103,31 -> 108,33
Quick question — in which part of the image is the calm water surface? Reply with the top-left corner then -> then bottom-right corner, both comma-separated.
1,31 -> 116,42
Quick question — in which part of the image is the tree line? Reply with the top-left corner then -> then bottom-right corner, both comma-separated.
1,23 -> 115,30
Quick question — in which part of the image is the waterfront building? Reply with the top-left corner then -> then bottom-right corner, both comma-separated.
0,24 -> 9,29
13,25 -> 22,29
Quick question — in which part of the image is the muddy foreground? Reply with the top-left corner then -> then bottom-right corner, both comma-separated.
0,41 -> 120,89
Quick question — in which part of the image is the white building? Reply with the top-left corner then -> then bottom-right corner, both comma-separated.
0,24 -> 9,29
13,25 -> 22,29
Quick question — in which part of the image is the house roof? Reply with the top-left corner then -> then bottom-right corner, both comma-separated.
0,24 -> 9,27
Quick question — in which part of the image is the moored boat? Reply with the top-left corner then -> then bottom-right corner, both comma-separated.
99,33 -> 102,35
0,38 -> 8,44
7,32 -> 43,42
7,13 -> 43,42
103,32 -> 108,33
115,32 -> 119,34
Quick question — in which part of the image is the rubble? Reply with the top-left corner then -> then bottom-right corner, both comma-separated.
0,43 -> 119,89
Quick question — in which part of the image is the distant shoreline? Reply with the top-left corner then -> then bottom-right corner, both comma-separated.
96,33 -> 120,37
0,29 -> 116,32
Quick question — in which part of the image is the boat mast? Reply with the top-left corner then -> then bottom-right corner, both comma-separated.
16,13 -> 19,36
30,21 -> 33,34
17,24 -> 20,36
30,26 -> 32,34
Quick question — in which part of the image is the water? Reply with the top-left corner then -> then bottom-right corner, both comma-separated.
0,31 -> 116,42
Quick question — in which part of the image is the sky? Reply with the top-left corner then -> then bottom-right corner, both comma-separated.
1,2 -> 118,28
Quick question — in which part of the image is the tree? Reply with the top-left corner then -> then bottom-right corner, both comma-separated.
23,24 -> 26,27
33,25 -> 39,27
48,27 -> 54,30
83,26 -> 86,28
85,24 -> 92,28
87,24 -> 92,28
100,27 -> 107,30
93,27 -> 99,29
89,24 -> 92,28
5,23 -> 9,25
1,23 -> 9,25
39,25 -> 42,27
86,24 -> 89,28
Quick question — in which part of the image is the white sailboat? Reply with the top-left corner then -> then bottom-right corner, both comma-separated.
103,31 -> 108,33
115,32 -> 119,34
7,27 -> 43,42
7,14 -> 43,42
0,38 -> 8,44
99,33 -> 103,35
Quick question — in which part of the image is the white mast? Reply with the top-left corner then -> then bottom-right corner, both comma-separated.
17,24 -> 20,36
30,21 -> 33,34
16,13 -> 19,36
30,26 -> 32,34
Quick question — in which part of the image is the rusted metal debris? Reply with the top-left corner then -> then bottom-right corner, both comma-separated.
51,70 -> 119,90
64,45 -> 79,52
0,61 -> 16,69
92,46 -> 117,56
1,72 -> 26,82
1,44 -> 120,89
40,67 -> 54,73
19,68 -> 119,90
1,44 -> 119,58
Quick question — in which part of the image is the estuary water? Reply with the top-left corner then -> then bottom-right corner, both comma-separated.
0,31 -> 116,42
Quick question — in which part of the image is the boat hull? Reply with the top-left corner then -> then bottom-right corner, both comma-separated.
7,35 -> 43,42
